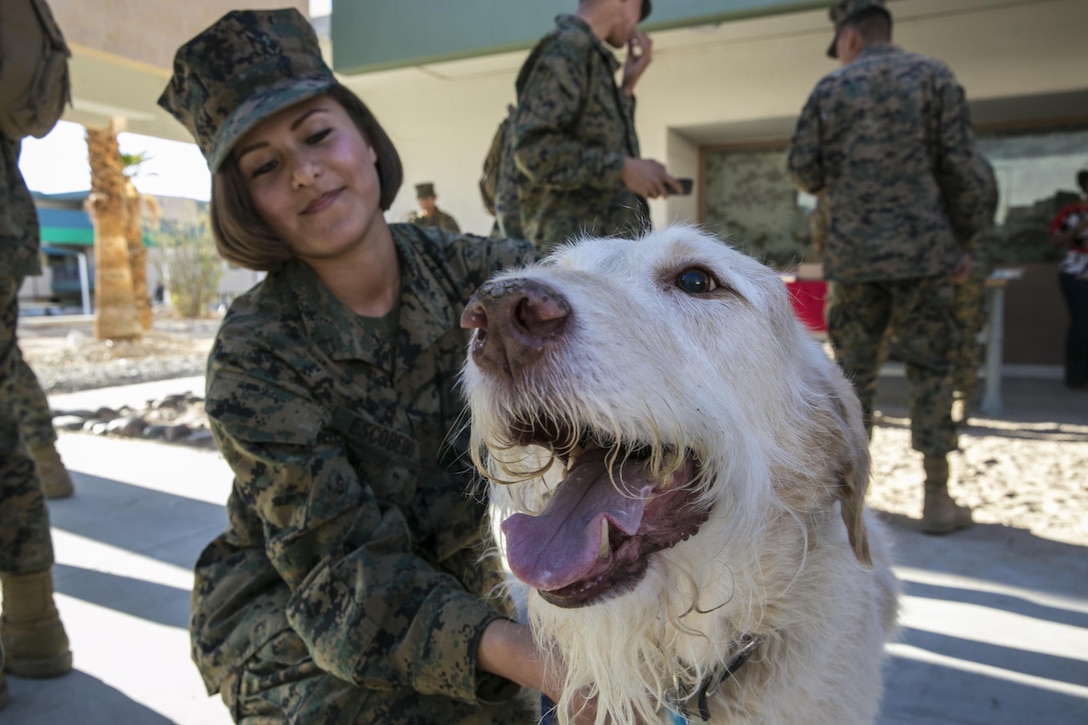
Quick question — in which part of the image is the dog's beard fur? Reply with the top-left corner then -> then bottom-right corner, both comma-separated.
462,226 -> 898,724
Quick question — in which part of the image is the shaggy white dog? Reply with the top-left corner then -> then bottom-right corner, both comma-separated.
460,226 -> 899,724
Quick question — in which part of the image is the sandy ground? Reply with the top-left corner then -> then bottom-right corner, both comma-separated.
866,410 -> 1088,547
18,313 -> 1088,548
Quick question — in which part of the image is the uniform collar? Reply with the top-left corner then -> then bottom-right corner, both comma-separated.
284,226 -> 457,367
856,42 -> 900,60
557,14 -> 622,74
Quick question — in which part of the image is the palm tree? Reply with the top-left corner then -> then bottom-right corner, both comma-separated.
121,151 -> 155,330
86,121 -> 141,341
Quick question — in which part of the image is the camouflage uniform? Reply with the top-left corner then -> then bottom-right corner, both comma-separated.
13,356 -> 58,450
193,224 -> 537,723
510,14 -> 649,253
407,208 -> 461,234
788,43 -> 996,455
951,246 -> 993,410
0,133 -> 53,576
953,162 -> 998,410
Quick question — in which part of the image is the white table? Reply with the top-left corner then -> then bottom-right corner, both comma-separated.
979,268 -> 1024,414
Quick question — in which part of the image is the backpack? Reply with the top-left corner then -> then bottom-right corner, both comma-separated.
0,0 -> 71,139
479,104 -> 516,217
479,103 -> 527,239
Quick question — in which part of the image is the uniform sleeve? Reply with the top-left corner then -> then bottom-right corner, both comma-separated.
205,336 -> 512,704
933,77 -> 997,246
788,91 -> 827,195
455,234 -> 537,297
512,40 -> 627,191
410,225 -> 538,302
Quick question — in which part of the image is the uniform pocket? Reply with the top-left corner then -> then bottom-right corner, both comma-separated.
330,405 -> 420,507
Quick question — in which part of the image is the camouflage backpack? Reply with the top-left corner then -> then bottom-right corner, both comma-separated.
479,104 -> 516,217
0,0 -> 71,139
479,103 -> 526,239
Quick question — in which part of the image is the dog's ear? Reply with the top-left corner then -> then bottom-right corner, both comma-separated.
813,363 -> 873,566
837,445 -> 872,567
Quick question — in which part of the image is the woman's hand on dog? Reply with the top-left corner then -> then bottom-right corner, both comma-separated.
478,618 -> 604,723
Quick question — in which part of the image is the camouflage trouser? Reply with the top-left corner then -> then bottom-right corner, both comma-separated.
1058,272 -> 1088,388
826,276 -> 959,457
219,628 -> 535,724
952,277 -> 987,403
0,275 -> 54,574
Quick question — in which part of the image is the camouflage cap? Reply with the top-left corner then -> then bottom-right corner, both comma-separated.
827,0 -> 890,58
157,8 -> 337,172
415,182 -> 436,199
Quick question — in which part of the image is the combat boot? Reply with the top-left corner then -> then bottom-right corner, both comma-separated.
922,489 -> 974,534
920,454 -> 973,535
0,640 -> 8,711
0,570 -> 72,678
29,441 -> 74,499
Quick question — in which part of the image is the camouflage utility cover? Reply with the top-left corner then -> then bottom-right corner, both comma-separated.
511,15 -> 649,253
829,0 -> 887,26
157,8 -> 337,171
788,45 -> 997,283
190,224 -> 536,718
826,0 -> 889,57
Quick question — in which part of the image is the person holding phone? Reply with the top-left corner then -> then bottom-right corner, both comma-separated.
507,0 -> 682,252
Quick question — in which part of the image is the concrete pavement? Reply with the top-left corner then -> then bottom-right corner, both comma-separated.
1,376 -> 1086,724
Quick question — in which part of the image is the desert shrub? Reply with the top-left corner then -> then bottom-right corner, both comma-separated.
150,216 -> 224,318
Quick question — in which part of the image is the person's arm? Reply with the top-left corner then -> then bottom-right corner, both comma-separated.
620,30 -> 652,97
787,92 -> 827,195
478,619 -> 602,724
933,75 -> 998,246
206,338 -> 513,705
477,619 -> 549,695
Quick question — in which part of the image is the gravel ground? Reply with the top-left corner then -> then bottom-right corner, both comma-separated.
19,313 -> 219,395
18,312 -> 1088,548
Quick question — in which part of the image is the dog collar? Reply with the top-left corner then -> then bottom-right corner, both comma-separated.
666,634 -> 763,722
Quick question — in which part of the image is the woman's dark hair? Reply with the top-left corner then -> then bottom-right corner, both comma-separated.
209,84 -> 403,271
1077,170 -> 1088,194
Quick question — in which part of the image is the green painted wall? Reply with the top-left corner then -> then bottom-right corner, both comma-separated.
331,0 -> 826,74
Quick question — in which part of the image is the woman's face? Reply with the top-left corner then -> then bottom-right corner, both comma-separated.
232,94 -> 382,264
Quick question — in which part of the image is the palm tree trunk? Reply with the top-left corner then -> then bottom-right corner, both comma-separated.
123,179 -> 151,329
86,124 -> 141,341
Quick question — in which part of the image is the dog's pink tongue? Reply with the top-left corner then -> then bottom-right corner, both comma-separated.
501,450 -> 652,591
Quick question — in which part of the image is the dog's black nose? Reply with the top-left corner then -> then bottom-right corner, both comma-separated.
461,277 -> 570,374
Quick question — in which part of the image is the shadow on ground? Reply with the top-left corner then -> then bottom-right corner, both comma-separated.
876,513 -> 1088,724
3,670 -> 176,725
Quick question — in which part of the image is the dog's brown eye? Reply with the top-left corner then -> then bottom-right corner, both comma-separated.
676,268 -> 718,294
